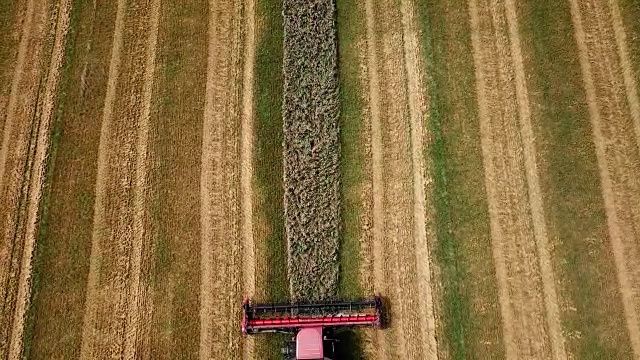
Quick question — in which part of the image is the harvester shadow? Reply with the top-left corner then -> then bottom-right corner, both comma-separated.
333,329 -> 364,360
380,295 -> 391,329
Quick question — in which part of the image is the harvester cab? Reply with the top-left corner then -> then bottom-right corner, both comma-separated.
242,296 -> 383,360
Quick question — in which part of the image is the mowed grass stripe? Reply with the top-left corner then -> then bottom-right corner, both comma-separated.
336,0 -> 364,303
24,0 -> 118,357
416,0 -> 505,358
335,0 -> 367,356
516,0 -> 634,358
146,1 -> 207,358
254,0 -> 288,357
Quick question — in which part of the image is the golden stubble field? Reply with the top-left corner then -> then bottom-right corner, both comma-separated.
0,0 -> 639,358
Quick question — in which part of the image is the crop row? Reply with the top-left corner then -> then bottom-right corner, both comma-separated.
282,0 -> 341,302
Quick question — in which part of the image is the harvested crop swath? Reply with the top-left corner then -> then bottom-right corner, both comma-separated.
282,0 -> 341,302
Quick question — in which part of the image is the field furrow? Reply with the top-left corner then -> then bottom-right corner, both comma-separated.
569,0 -> 640,356
79,0 -> 159,356
469,0 -> 566,358
0,0 -> 66,356
199,0 -> 245,357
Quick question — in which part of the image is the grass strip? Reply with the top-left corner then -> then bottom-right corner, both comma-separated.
334,0 -> 366,356
335,0 -> 364,302
254,0 -> 289,357
416,0 -> 505,358
23,0 -> 117,358
517,0 -> 634,357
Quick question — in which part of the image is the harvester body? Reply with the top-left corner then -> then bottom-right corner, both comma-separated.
242,296 -> 382,360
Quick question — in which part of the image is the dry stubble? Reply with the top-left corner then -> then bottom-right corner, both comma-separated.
399,0 -> 438,357
0,0 -> 70,356
362,0 -> 387,357
241,0 -> 257,357
569,0 -> 640,356
80,0 -> 159,357
469,0 -> 565,357
7,1 -> 71,357
362,0 -> 438,357
0,0 -> 57,356
199,0 -> 245,358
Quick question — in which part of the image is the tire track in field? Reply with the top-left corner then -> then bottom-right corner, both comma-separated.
569,0 -> 640,356
607,0 -> 640,155
0,0 -> 38,326
240,0 -> 256,357
0,0 -> 69,356
0,0 -> 35,187
7,1 -> 71,357
469,0 -> 565,358
0,2 -> 22,134
399,0 -> 438,357
80,0 -> 126,354
80,0 -> 158,357
502,0 -> 566,358
124,0 -> 160,357
364,0 -> 437,358
200,0 -> 244,358
0,0 -> 53,356
362,0 -> 387,357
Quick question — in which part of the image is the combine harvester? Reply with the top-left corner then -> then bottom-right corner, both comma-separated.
242,296 -> 383,359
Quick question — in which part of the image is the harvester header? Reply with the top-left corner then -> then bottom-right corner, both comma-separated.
242,296 -> 382,335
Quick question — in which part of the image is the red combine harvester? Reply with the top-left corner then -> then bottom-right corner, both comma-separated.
242,296 -> 382,360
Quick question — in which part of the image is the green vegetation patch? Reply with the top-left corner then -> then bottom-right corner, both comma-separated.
335,0 -> 364,302
517,0 -> 634,357
255,0 -> 289,357
335,0 -> 366,356
416,0 -> 505,358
